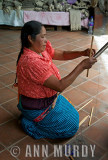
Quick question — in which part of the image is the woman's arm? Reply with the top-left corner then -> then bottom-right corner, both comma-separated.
43,57 -> 97,92
53,49 -> 95,60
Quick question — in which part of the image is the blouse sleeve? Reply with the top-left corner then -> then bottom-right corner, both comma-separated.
27,58 -> 53,85
45,40 -> 55,58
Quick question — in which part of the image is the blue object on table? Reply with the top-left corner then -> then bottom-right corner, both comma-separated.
67,0 -> 77,4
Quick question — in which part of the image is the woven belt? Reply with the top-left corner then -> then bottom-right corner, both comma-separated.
34,93 -> 60,122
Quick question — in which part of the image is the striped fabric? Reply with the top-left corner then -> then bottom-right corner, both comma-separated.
17,94 -> 79,139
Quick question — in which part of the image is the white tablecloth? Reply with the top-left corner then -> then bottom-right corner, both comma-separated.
0,10 -> 24,26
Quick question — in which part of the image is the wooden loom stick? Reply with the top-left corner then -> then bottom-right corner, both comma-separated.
86,35 -> 94,77
79,115 -> 89,127
78,99 -> 93,112
69,155 -> 74,160
88,107 -> 94,126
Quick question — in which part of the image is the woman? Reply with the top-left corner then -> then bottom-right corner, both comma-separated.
16,21 -> 97,139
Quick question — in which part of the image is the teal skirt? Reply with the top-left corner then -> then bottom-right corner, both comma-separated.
17,94 -> 79,139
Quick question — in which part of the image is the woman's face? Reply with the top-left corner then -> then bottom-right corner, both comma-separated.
29,26 -> 47,53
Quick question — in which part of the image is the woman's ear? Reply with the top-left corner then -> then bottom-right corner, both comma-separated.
28,35 -> 33,44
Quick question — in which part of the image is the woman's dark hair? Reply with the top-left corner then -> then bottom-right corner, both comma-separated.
14,21 -> 43,84
17,20 -> 43,65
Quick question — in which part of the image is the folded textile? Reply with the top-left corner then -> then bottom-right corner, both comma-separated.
2,0 -> 22,16
69,9 -> 81,31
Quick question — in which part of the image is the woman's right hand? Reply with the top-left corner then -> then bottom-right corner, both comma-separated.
80,57 -> 97,70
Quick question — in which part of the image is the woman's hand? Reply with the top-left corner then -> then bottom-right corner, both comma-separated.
80,57 -> 97,70
83,48 -> 96,57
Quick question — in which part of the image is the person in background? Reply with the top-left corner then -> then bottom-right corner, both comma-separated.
16,20 -> 97,139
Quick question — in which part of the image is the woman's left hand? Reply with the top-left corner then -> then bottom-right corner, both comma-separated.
83,48 -> 96,57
